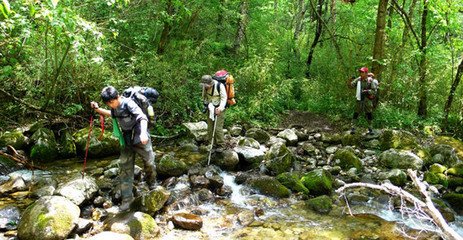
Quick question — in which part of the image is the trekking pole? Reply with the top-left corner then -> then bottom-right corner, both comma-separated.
207,114 -> 218,166
81,114 -> 94,179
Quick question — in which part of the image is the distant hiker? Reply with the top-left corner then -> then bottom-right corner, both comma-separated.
368,72 -> 380,109
350,67 -> 378,135
201,74 -> 227,152
90,86 -> 157,210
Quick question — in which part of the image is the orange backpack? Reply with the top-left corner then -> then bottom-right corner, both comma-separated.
213,70 -> 236,107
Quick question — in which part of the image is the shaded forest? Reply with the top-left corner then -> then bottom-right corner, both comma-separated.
1,0 -> 463,137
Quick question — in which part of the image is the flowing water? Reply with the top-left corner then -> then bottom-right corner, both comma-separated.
1,147 -> 462,239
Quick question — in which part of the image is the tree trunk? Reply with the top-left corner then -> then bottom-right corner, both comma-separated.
443,56 -> 463,130
305,0 -> 324,77
233,0 -> 248,54
216,0 -> 224,39
417,0 -> 428,118
293,0 -> 307,41
157,0 -> 173,55
371,0 -> 389,79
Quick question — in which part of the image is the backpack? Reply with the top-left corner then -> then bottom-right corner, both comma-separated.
212,70 -> 236,107
122,86 -> 160,124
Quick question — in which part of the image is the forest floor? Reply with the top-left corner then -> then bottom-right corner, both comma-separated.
277,110 -> 345,133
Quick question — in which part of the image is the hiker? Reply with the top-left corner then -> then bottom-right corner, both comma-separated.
201,74 -> 227,152
90,86 -> 156,210
350,67 -> 378,134
368,72 -> 380,109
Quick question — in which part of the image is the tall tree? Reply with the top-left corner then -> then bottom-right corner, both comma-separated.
233,0 -> 249,54
157,0 -> 174,54
371,0 -> 389,79
443,57 -> 463,130
306,0 -> 324,77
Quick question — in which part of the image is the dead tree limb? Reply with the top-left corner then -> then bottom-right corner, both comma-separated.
336,169 -> 463,240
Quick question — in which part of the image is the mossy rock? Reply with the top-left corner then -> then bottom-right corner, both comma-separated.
132,187 -> 171,215
431,198 -> 455,223
157,154 -> 188,177
429,163 -> 447,174
442,193 -> 463,214
379,129 -> 418,151
265,143 -> 295,176
30,128 -> 58,162
0,129 -> 27,149
58,131 -> 76,159
74,127 -> 119,158
321,133 -> 342,144
386,169 -> 407,187
276,172 -> 309,195
447,176 -> 463,189
341,133 -> 362,147
446,163 -> 463,177
424,172 -> 448,187
429,144 -> 459,167
306,195 -> 333,214
104,211 -> 160,239
333,147 -> 362,171
245,128 -> 270,144
248,176 -> 291,198
435,136 -> 463,160
17,196 -> 80,240
378,149 -> 423,170
301,169 -> 333,196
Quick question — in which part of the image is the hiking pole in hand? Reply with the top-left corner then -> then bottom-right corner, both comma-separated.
207,113 -> 218,166
82,114 -> 94,179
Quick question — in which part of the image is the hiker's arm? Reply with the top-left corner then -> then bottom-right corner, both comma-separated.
139,119 -> 149,144
90,101 -> 111,117
217,83 -> 227,113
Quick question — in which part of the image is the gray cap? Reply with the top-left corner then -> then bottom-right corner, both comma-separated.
201,75 -> 213,86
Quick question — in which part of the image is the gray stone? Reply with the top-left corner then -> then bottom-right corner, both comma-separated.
56,177 -> 99,206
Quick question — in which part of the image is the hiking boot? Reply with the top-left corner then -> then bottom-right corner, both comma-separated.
119,198 -> 133,211
215,147 -> 224,153
367,128 -> 373,135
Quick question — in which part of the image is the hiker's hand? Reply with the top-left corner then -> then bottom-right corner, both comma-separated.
215,108 -> 222,115
90,101 -> 99,110
140,131 -> 149,144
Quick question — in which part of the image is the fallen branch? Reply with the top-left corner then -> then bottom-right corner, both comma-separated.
335,169 -> 463,240
0,146 -> 45,170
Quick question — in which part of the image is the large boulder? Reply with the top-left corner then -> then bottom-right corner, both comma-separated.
74,127 -> 119,158
378,149 -> 424,170
182,121 -> 208,142
264,143 -> 295,176
56,177 -> 99,206
435,136 -> 463,160
0,129 -> 27,149
213,150 -> 240,170
104,211 -> 160,239
276,172 -> 309,195
247,176 -> 291,198
30,128 -> 59,162
301,169 -> 333,196
447,163 -> 463,177
379,129 -> 418,151
18,196 -> 80,240
305,195 -> 333,214
245,128 -> 271,144
428,144 -> 459,167
157,154 -> 188,177
333,147 -> 362,171
234,146 -> 265,168
131,186 -> 171,215
237,137 -> 261,149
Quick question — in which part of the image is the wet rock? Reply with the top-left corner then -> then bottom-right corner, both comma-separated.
276,172 -> 309,195
0,155 -> 21,176
190,175 -> 210,189
442,193 -> 463,215
182,121 -> 208,142
378,149 -> 424,170
234,146 -> 264,168
0,206 -> 20,230
216,185 -> 232,196
18,196 -> 80,240
131,186 -> 170,215
0,175 -> 26,195
72,218 -> 93,235
264,143 -> 295,176
238,209 -> 255,226
56,177 -> 99,206
237,137 -> 260,149
30,128 -> 59,161
245,128 -> 271,144
277,129 -> 298,146
214,150 -> 239,170
248,176 -> 291,198
74,127 -> 119,158
0,129 -> 28,150
104,211 -> 160,239
157,154 -> 188,177
171,212 -> 203,230
306,195 -> 333,214
30,177 -> 56,198
301,169 -> 333,196
84,231 -> 134,240
196,188 -> 214,202
333,147 -> 362,171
